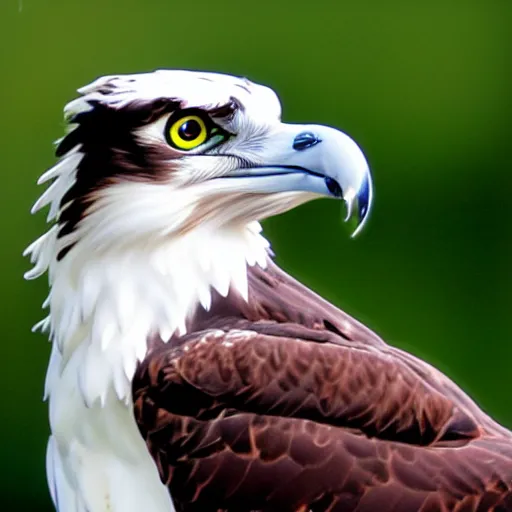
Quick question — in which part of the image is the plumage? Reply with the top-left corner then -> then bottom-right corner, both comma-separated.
25,69 -> 511,512
134,262 -> 512,511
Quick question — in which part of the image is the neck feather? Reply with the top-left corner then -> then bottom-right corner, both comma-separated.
26,221 -> 270,406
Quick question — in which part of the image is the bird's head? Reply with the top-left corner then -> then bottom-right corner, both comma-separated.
26,70 -> 372,269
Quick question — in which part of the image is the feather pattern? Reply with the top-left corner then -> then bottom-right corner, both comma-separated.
134,261 -> 512,512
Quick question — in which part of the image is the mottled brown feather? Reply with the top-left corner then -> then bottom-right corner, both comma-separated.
133,260 -> 512,511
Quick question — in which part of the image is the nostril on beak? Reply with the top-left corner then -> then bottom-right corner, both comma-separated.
292,132 -> 321,151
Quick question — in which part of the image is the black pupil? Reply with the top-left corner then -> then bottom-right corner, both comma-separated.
178,119 -> 202,141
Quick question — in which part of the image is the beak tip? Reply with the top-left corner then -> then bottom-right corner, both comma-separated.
349,171 -> 372,238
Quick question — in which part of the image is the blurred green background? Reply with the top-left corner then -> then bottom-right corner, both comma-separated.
1,0 -> 511,509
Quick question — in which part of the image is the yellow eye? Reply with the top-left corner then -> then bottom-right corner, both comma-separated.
167,114 -> 208,150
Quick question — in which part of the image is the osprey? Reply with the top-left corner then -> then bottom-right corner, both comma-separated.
25,70 -> 511,512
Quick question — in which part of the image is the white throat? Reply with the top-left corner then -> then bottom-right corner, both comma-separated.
27,220 -> 270,406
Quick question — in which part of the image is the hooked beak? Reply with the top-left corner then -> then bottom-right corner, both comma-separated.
224,123 -> 373,237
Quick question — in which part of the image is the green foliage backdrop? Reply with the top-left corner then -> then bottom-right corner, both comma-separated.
1,0 -> 510,509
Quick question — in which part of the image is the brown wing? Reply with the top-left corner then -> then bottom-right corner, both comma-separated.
133,325 -> 512,512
